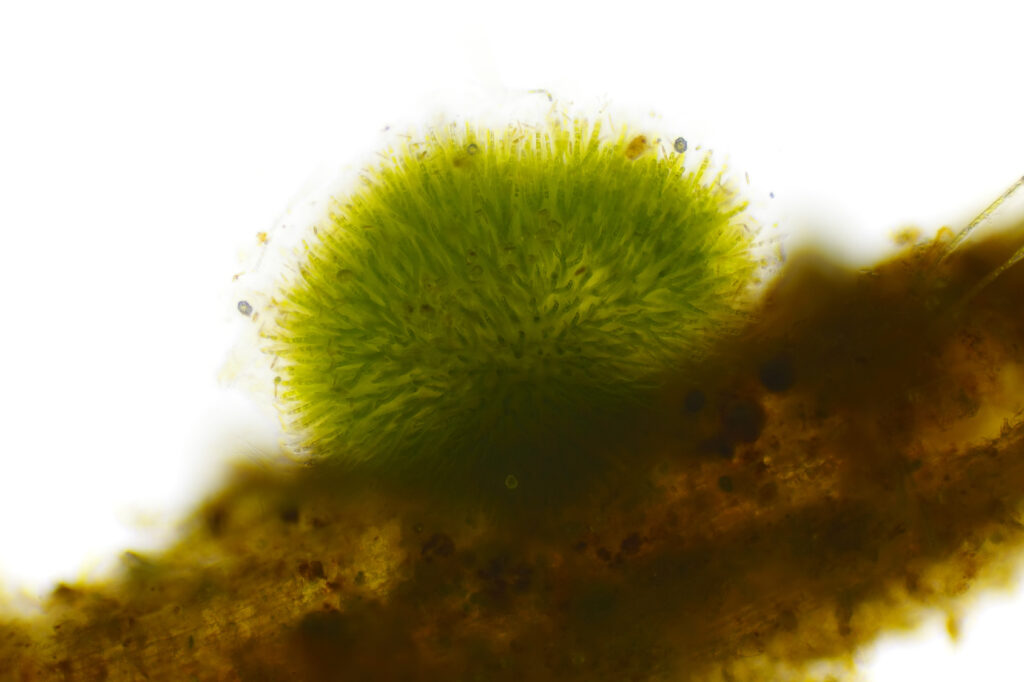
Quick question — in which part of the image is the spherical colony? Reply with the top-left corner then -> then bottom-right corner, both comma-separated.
266,117 -> 757,496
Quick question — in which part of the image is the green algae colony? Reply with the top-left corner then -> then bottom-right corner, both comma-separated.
2,113 -> 1024,682
265,118 -> 755,507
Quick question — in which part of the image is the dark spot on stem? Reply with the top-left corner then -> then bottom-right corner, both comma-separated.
420,533 -> 455,561
722,399 -> 766,444
298,561 -> 325,581
759,354 -> 796,393
684,389 -> 706,413
279,505 -> 300,524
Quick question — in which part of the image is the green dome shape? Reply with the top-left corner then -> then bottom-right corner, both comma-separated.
266,117 -> 756,501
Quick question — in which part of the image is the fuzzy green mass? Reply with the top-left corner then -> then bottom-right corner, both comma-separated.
269,118 -> 755,494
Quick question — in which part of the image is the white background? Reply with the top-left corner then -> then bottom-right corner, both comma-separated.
2,1 -> 1024,679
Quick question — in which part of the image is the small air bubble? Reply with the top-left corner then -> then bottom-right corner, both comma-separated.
673,137 -> 688,153
505,474 -> 519,490
466,143 -> 479,155
237,301 -> 253,316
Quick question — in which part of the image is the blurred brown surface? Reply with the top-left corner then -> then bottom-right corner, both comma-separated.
3,227 -> 1024,681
